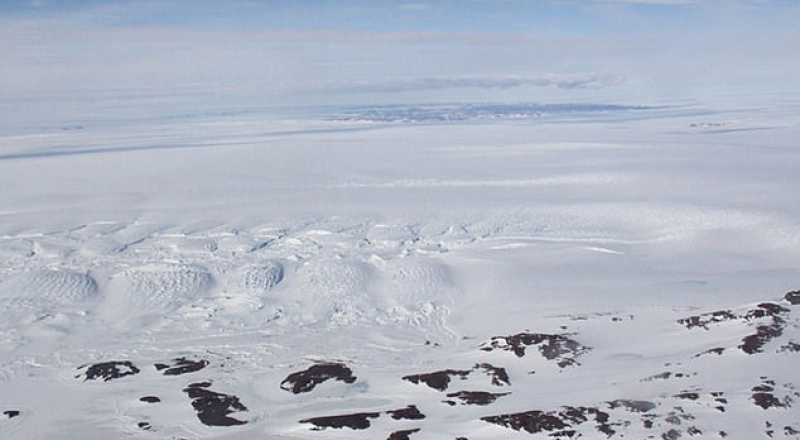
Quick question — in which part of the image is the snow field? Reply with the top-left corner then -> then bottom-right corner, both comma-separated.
1,105 -> 799,438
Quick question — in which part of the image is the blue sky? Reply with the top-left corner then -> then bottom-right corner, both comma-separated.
1,0 -> 799,120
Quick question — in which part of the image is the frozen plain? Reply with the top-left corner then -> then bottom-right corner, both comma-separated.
1,102 -> 800,439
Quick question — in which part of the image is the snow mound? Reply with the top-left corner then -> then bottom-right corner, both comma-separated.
100,264 -> 214,321
293,258 -> 375,326
229,260 -> 284,294
0,269 -> 98,304
0,269 -> 98,324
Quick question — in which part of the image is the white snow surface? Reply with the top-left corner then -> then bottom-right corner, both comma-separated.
1,104 -> 800,439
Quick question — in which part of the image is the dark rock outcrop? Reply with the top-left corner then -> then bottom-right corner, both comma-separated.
403,369 -> 470,391
386,405 -> 425,420
675,392 -> 700,401
695,347 -> 725,357
281,362 -> 357,394
479,333 -> 590,367
678,302 -> 791,355
482,406 -> 613,437
474,363 -> 510,386
780,342 -> 800,353
183,381 -> 248,426
155,357 -> 209,376
483,410 -> 568,434
444,391 -> 510,406
78,361 -> 140,382
402,363 -> 510,392
739,303 -> 790,355
740,323 -> 784,354
751,379 -> 789,410
607,399 -> 657,413
743,302 -> 789,320
677,311 -> 737,330
387,428 -> 421,440
300,411 -> 381,430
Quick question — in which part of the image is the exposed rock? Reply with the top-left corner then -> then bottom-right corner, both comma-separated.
137,422 -> 151,430
687,426 -> 702,435
482,406 -> 613,437
607,399 -> 657,413
675,392 -> 700,401
739,322 -> 784,354
677,311 -> 737,329
479,333 -> 590,367
665,415 -> 682,425
78,361 -> 140,382
482,410 -> 567,434
750,378 -> 795,410
3,410 -> 20,418
785,291 -> 800,305
403,369 -> 470,391
694,347 -> 725,357
743,303 -> 789,321
445,391 -> 510,406
387,428 -> 421,440
139,396 -> 161,403
281,362 -> 357,394
154,357 -> 209,375
669,407 -> 695,423
300,411 -> 381,430
474,363 -> 510,386
182,381 -> 248,426
402,363 -> 511,392
386,405 -> 425,420
752,392 -> 786,410
643,372 -> 672,381
779,342 -> 800,353
679,302 -> 791,355
710,392 -> 729,412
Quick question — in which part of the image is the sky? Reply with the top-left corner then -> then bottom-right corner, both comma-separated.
1,0 -> 799,124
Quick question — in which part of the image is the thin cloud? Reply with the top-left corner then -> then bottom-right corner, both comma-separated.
583,0 -> 697,3
399,3 -> 432,10
327,74 -> 625,94
513,0 -> 700,3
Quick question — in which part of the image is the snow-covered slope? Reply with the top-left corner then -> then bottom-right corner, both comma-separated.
1,104 -> 799,439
